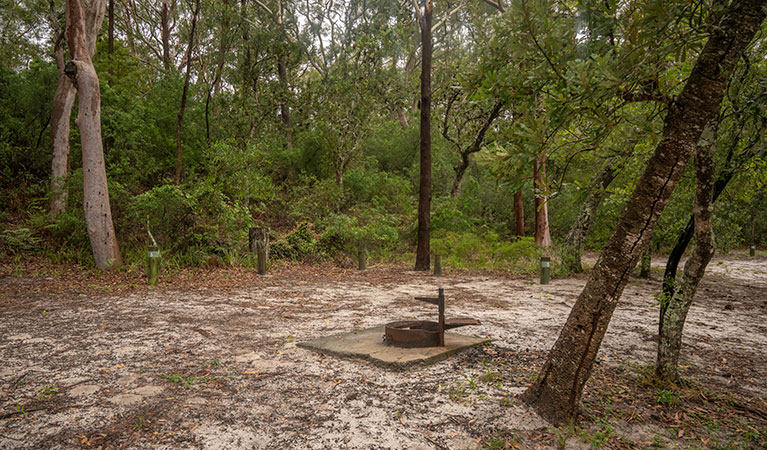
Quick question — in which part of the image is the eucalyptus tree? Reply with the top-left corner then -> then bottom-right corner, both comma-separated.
522,0 -> 766,425
49,0 -> 105,217
656,43 -> 767,383
64,0 -> 122,269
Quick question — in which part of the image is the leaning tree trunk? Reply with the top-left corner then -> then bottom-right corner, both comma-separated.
65,0 -> 121,270
562,162 -> 619,273
656,122 -> 717,384
414,0 -> 433,271
658,116 -> 731,333
522,0 -> 766,425
50,0 -> 106,218
534,155 -> 552,248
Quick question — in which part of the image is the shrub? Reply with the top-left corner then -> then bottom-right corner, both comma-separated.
271,223 -> 319,261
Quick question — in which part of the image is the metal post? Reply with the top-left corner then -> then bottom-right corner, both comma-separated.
147,245 -> 160,286
433,254 -> 442,276
540,256 -> 551,285
750,245 -> 756,257
437,288 -> 445,346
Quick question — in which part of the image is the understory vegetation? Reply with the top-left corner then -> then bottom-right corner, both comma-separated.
1,0 -> 766,274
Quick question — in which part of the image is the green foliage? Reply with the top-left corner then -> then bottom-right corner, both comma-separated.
271,223 -> 319,261
432,232 -> 541,272
655,389 -> 680,408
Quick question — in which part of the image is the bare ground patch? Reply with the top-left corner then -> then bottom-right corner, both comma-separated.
1,254 -> 766,449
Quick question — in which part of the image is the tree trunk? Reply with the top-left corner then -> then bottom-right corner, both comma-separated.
514,189 -> 525,236
522,0 -> 765,425
49,70 -> 76,218
161,0 -> 172,71
276,0 -> 292,148
278,53 -> 292,147
659,116 -> 726,333
534,155 -> 552,248
414,0 -> 433,271
49,0 -> 105,218
656,122 -> 717,384
174,0 -> 200,185
450,101 -> 503,197
562,162 -> 619,273
108,0 -> 114,54
205,1 -> 230,142
65,0 -> 121,270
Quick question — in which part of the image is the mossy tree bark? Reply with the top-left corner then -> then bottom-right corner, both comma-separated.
522,0 -> 766,425
656,121 -> 717,384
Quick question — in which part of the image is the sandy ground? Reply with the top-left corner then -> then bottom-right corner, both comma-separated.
1,253 -> 766,449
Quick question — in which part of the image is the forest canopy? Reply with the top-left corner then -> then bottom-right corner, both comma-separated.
1,0 -> 766,271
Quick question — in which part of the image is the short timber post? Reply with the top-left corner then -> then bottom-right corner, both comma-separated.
433,254 -> 442,276
750,245 -> 756,257
437,288 -> 445,346
357,244 -> 366,271
249,227 -> 270,275
540,256 -> 551,285
640,248 -> 651,278
147,245 -> 160,286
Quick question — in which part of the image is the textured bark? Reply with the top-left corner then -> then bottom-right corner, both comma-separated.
414,0 -> 433,271
562,163 -> 619,273
174,0 -> 200,185
659,117 -> 729,333
533,155 -> 552,248
522,0 -> 766,425
513,189 -> 525,236
450,101 -> 504,197
49,0 -> 106,218
66,0 -> 121,270
49,72 -> 77,218
656,124 -> 717,384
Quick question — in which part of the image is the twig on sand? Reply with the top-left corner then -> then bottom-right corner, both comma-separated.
424,435 -> 448,449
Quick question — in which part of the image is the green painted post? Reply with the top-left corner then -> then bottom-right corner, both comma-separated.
147,245 -> 160,286
540,256 -> 551,285
750,245 -> 756,257
433,254 -> 442,276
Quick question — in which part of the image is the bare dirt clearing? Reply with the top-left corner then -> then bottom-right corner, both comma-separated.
1,253 -> 766,449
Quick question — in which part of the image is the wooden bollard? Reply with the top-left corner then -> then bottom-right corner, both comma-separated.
750,245 -> 756,257
540,256 -> 551,285
357,246 -> 366,270
640,248 -> 651,278
433,254 -> 442,276
249,227 -> 270,275
147,245 -> 160,286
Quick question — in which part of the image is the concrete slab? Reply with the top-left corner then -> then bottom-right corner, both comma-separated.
297,326 -> 489,370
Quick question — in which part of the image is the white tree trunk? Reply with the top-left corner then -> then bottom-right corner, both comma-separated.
49,0 -> 106,217
66,0 -> 121,270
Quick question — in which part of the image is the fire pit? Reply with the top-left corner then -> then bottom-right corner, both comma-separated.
384,288 -> 480,348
